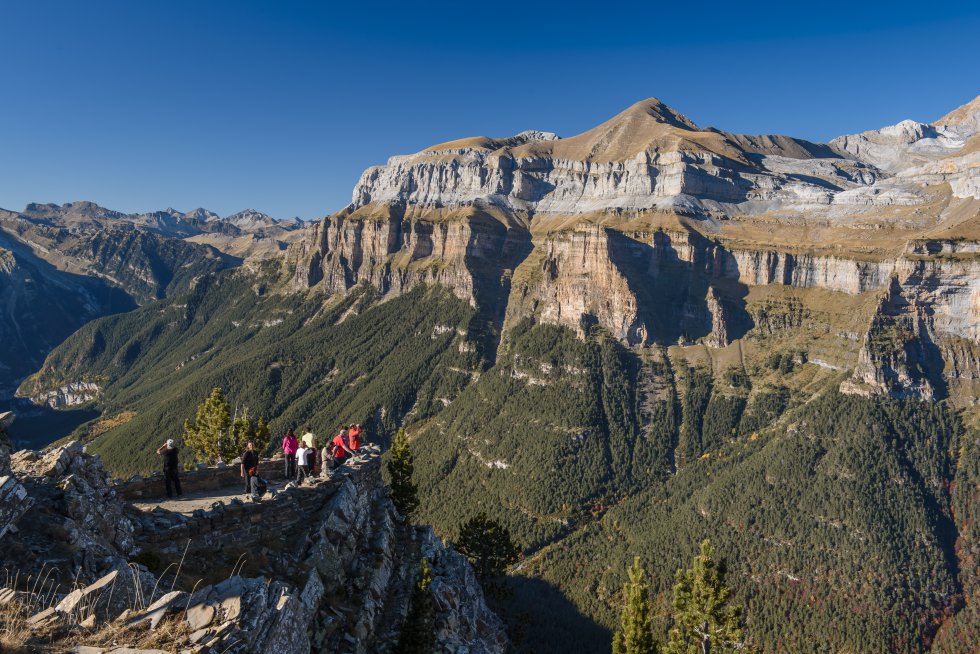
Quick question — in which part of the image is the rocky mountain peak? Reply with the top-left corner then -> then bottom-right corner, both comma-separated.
830,96 -> 979,172
613,96 -> 700,130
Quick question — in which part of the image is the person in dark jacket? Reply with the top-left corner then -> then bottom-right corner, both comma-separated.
241,441 -> 260,496
155,439 -> 183,498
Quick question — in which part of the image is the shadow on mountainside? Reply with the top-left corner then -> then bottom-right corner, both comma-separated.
496,575 -> 610,654
0,398 -> 101,450
605,228 -> 753,346
463,210 -> 534,366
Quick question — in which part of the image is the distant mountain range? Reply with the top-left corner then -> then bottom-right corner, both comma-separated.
0,201 -> 308,397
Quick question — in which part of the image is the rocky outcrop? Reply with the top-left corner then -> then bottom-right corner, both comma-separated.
6,441 -> 138,575
847,247 -> 980,401
350,98 -> 894,217
421,528 -> 509,653
0,412 -> 28,541
0,441 -> 506,654
0,411 -> 13,472
29,380 -> 102,408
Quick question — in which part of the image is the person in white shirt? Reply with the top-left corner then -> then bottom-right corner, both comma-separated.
296,445 -> 310,483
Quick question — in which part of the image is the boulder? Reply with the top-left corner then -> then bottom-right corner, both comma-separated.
55,570 -> 120,620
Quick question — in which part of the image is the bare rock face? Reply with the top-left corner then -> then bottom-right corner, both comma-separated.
0,474 -> 31,541
28,381 -> 101,408
6,441 -> 138,577
527,226 -> 647,343
420,528 -> 509,654
0,411 -> 13,474
294,95 -> 979,366
848,243 -> 980,401
351,98 -> 896,217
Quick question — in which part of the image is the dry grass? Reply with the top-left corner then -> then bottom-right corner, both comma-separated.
0,554 -> 198,653
0,566 -> 64,650
84,410 -> 138,442
76,613 -> 189,653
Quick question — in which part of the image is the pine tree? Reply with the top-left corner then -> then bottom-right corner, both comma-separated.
387,428 -> 419,518
454,513 -> 520,580
666,540 -> 747,654
232,407 -> 257,456
183,389 -> 272,463
183,387 -> 232,463
255,416 -> 271,452
396,558 -> 436,654
612,557 -> 658,654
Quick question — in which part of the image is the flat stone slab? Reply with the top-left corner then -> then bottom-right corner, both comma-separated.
130,484 -> 275,515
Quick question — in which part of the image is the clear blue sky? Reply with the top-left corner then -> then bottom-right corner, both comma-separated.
1,0 -> 978,219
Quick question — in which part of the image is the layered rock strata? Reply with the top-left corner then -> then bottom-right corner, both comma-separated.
293,94 -> 979,398
848,242 -> 980,400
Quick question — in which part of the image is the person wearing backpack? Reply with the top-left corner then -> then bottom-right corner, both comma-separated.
155,439 -> 183,498
241,440 -> 260,496
282,427 -> 298,480
250,472 -> 268,501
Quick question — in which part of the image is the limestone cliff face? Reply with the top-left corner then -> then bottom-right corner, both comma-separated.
849,243 -> 980,401
350,98 -> 893,217
715,249 -> 894,295
27,380 -> 101,408
522,226 -> 647,343
505,225 -> 896,346
293,204 -> 531,328
295,212 -> 902,349
292,94 -> 979,400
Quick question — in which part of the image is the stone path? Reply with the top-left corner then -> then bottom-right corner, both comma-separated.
130,481 -> 287,514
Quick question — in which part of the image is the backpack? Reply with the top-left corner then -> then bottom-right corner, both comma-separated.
251,476 -> 268,500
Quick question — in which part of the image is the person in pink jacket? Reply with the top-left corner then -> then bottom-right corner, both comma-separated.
282,427 -> 299,480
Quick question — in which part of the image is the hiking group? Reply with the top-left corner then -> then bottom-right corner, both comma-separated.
155,423 -> 366,500
244,423 -> 365,498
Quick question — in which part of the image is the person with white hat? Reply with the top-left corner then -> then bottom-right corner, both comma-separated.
155,438 -> 183,498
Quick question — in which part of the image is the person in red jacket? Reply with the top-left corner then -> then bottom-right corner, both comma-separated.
348,423 -> 362,451
330,426 -> 355,470
282,427 -> 298,480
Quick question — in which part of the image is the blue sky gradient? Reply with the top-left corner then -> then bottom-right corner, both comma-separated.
1,0 -> 978,218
